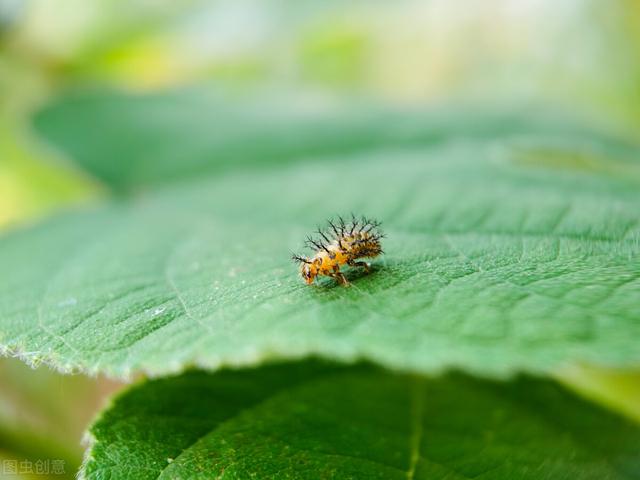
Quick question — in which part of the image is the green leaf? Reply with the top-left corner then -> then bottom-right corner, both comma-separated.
81,361 -> 640,480
32,90 -> 639,193
1,91 -> 639,377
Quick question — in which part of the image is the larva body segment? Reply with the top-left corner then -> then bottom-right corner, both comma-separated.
292,215 -> 384,286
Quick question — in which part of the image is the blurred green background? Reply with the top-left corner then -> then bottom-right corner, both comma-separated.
1,0 -> 640,477
2,0 -> 640,227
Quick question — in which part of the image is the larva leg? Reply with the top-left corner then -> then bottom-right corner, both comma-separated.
330,271 -> 350,286
348,260 -> 370,273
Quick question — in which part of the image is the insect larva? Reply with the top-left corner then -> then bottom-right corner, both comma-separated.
292,214 -> 384,286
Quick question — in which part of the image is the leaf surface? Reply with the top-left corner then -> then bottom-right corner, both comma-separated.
81,361 -> 640,480
32,90 -> 639,193
1,91 -> 639,377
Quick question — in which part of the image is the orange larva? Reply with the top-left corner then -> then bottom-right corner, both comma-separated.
292,214 -> 384,286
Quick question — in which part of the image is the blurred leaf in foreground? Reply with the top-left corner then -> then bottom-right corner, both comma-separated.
81,361 -> 640,480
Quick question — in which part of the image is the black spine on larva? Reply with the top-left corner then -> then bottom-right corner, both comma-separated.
349,213 -> 359,234
327,219 -> 341,239
337,215 -> 347,235
294,216 -> 383,268
306,235 -> 331,254
362,218 -> 380,234
291,253 -> 311,264
317,228 -> 332,244
305,235 -> 320,249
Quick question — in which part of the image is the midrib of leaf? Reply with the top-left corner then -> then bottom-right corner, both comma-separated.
155,373 -> 450,479
406,377 -> 425,480
186,375 -> 620,479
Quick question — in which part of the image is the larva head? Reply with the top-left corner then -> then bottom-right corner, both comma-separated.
293,254 -> 318,284
300,262 -> 318,284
